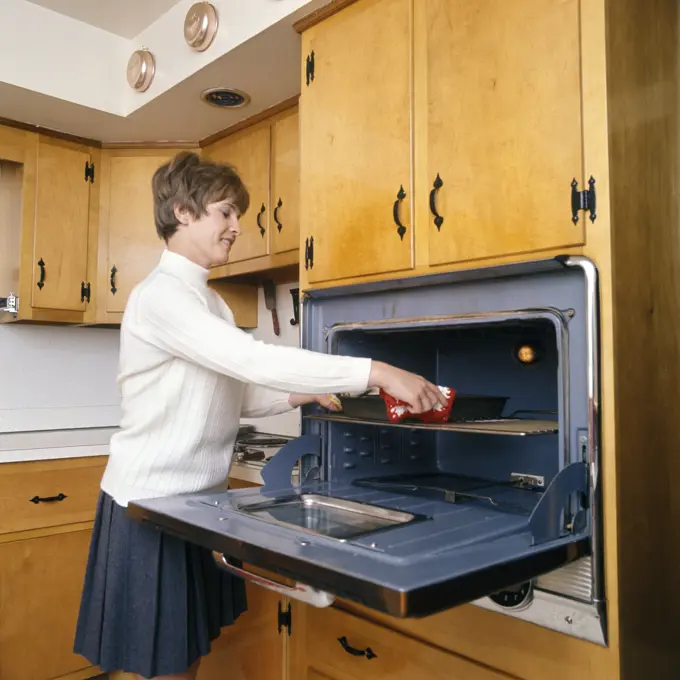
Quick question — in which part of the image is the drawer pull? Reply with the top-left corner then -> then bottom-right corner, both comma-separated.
337,636 -> 377,660
29,493 -> 67,504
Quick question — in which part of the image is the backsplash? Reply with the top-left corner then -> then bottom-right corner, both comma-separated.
241,281 -> 302,437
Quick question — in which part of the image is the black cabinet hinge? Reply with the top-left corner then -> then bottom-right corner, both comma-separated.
278,602 -> 292,636
306,50 -> 315,86
305,236 -> 314,270
571,176 -> 596,224
84,161 -> 95,183
80,281 -> 91,303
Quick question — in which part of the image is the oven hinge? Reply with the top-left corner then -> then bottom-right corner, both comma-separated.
571,176 -> 596,224
278,601 -> 292,636
0,292 -> 19,316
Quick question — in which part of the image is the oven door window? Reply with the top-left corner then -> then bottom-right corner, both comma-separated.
129,435 -> 590,619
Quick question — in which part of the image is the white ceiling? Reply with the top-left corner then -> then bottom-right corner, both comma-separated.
24,0 -> 183,37
0,1 -> 329,143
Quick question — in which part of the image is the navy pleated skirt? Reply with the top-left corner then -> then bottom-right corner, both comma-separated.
73,491 -> 247,677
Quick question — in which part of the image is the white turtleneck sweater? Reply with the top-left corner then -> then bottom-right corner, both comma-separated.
100,250 -> 372,507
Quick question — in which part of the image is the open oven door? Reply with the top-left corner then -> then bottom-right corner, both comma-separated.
127,434 -> 591,619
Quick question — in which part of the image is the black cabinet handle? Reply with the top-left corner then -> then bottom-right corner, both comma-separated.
257,203 -> 266,237
337,636 -> 377,660
274,198 -> 283,232
393,185 -> 407,241
37,258 -> 46,289
430,173 -> 444,231
29,493 -> 67,504
110,265 -> 118,295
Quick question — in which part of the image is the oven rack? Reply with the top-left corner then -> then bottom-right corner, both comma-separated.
304,413 -> 558,436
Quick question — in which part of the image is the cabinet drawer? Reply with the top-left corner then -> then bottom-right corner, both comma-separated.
0,457 -> 106,535
295,605 -> 514,679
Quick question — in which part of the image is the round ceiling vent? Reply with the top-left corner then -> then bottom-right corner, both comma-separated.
201,88 -> 251,109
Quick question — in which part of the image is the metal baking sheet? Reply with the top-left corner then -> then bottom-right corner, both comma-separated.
305,413 -> 558,436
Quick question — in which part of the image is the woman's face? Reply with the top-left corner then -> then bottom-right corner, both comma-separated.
173,199 -> 242,268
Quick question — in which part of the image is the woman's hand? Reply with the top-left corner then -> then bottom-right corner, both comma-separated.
288,393 -> 343,411
367,361 -> 443,414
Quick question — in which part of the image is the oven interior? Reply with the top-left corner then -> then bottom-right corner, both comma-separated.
300,316 -> 566,527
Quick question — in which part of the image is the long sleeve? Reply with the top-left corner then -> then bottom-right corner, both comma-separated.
241,382 -> 294,418
134,273 -> 372,395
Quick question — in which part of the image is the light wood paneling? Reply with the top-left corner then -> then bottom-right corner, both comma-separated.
300,0 -> 414,283
0,124 -> 31,164
270,108 -> 300,255
31,137 -> 91,312
101,152 -> 173,314
0,457 -> 105,535
604,0 -> 680,677
423,0 -> 584,265
0,528 -> 93,680
206,125 -> 271,264
290,604 -> 516,680
0,160 -> 23,301
208,279 -> 259,329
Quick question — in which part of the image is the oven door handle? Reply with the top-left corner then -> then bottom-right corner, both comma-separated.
212,552 -> 336,608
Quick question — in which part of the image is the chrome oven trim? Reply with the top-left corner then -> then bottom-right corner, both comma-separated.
324,309 -> 571,474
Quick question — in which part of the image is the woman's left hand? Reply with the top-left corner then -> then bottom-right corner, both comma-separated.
288,393 -> 343,411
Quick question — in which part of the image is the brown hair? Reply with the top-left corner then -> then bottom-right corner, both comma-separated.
151,151 -> 250,242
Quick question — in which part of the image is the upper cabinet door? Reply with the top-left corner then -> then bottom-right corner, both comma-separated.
424,0 -> 585,266
32,138 -> 91,311
301,0 -> 414,284
270,109 -> 300,255
102,153 -> 171,314
206,126 -> 271,264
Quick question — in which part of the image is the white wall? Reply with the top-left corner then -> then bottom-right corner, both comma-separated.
241,281 -> 302,437
0,324 -> 121,462
0,280 -> 302,462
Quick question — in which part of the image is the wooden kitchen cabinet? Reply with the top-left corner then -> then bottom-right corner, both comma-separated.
205,125 -> 271,265
296,0 -> 588,288
96,149 -> 179,317
195,586 -> 286,680
32,138 -> 94,313
422,0 -> 585,265
289,603 -> 512,680
0,127 -> 98,323
91,148 -> 258,328
299,0 -> 413,284
0,529 -> 94,680
0,456 -> 107,680
206,105 -> 301,281
270,107 -> 300,256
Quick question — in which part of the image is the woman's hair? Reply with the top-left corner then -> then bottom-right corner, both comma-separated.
151,151 -> 250,242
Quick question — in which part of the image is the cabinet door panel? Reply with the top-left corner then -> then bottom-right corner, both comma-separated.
0,530 -> 93,680
270,110 -> 300,255
105,154 -> 170,313
196,584 -> 284,680
32,139 -> 91,311
206,126 -> 270,264
301,0 -> 413,283
425,0 -> 584,265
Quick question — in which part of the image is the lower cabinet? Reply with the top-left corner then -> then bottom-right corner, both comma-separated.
196,584 -> 285,680
289,604 -> 512,680
0,528 -> 95,680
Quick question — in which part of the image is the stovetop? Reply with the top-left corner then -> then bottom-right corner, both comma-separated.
234,426 -> 294,464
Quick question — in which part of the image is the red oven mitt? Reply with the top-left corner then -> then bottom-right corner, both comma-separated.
379,386 -> 456,423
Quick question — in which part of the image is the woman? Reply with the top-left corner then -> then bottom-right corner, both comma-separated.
73,152 -> 442,680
